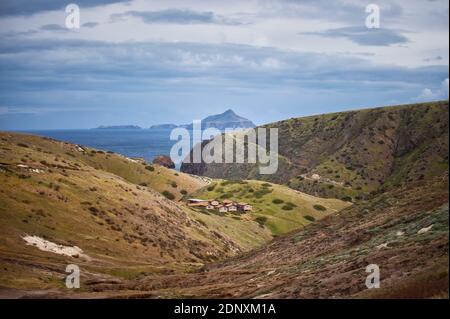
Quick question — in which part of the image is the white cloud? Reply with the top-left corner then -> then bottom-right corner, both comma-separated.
415,78 -> 449,101
417,88 -> 435,99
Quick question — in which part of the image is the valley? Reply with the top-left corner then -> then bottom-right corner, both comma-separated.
0,101 -> 448,299
0,131 -> 347,296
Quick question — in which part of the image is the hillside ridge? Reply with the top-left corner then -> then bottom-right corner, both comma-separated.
181,101 -> 449,202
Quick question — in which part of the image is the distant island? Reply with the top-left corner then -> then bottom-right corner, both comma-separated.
181,109 -> 256,130
149,124 -> 178,130
150,109 -> 256,131
95,109 -> 255,131
93,125 -> 142,130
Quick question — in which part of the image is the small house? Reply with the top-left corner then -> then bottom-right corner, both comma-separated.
238,203 -> 253,212
218,206 -> 228,213
210,200 -> 220,207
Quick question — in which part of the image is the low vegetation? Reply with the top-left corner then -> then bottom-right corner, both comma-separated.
191,180 -> 350,235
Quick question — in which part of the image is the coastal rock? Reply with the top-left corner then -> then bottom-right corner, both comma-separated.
153,155 -> 175,169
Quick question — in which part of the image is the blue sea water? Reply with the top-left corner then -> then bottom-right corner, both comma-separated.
24,129 -> 176,164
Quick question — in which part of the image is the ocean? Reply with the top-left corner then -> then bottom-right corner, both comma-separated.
24,129 -> 177,164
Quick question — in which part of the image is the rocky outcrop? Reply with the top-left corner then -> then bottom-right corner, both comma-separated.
153,155 -> 175,169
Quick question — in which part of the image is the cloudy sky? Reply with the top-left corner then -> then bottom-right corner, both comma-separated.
0,0 -> 448,129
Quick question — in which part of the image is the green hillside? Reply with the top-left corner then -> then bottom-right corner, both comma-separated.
0,132 -> 241,290
0,100 -> 448,298
181,101 -> 449,202
132,172 -> 449,299
191,180 -> 350,235
0,132 -> 341,294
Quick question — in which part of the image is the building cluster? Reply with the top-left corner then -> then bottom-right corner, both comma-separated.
188,199 -> 253,213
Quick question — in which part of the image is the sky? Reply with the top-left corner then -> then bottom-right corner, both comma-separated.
0,0 -> 448,130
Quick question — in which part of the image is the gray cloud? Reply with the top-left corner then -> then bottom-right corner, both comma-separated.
424,56 -> 443,62
0,37 -> 446,96
40,24 -> 68,32
82,22 -> 99,28
301,26 -> 409,46
112,9 -> 246,25
0,0 -> 131,17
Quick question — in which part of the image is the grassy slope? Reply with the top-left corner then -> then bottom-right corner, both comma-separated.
132,175 -> 449,299
0,132 -> 350,294
191,180 -> 350,235
67,146 -> 208,202
181,101 -> 449,203
0,132 -> 271,292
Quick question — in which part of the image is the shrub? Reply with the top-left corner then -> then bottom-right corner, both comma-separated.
196,219 -> 207,227
272,199 -> 284,204
254,188 -> 273,198
162,191 -> 175,200
180,189 -> 188,195
286,202 -> 297,207
261,183 -> 272,187
17,143 -> 29,148
282,205 -> 294,211
221,180 -> 243,186
207,185 -> 216,192
88,206 -> 99,214
255,216 -> 268,226
304,215 -> 316,222
313,205 -> 327,212
171,181 -> 178,188
342,196 -> 353,202
145,165 -> 155,172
